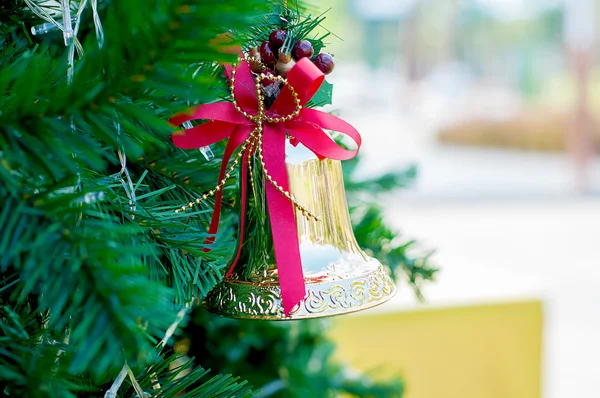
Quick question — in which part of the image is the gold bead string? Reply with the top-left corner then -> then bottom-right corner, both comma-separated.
247,57 -> 318,220
174,146 -> 240,213
176,54 -> 319,221
174,128 -> 259,213
255,129 -> 320,221
248,55 -> 268,74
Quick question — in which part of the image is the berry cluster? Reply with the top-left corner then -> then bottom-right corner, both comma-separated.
249,29 -> 335,78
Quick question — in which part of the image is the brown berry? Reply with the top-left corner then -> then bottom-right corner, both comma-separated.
269,30 -> 287,53
292,40 -> 314,60
313,53 -> 335,75
260,42 -> 276,68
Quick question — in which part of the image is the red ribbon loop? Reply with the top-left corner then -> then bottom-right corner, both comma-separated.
170,58 -> 361,316
271,57 -> 324,114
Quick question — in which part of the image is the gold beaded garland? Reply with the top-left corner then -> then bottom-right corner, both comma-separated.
176,54 -> 317,221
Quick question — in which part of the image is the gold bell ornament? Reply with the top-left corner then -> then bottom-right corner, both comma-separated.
203,142 -> 397,320
170,55 -> 396,320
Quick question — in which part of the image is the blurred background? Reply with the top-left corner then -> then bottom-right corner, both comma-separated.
319,0 -> 600,397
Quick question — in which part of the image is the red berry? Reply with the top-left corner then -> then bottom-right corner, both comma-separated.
260,42 -> 276,68
292,40 -> 314,60
313,53 -> 335,75
269,30 -> 287,53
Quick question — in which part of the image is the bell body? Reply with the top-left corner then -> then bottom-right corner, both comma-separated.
203,143 -> 396,320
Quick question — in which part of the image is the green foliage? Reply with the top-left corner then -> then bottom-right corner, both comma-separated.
186,310 -> 404,398
1,0 -> 259,396
0,195 -> 177,376
119,352 -> 254,398
237,154 -> 276,280
0,305 -> 92,397
307,78 -> 334,107
238,3 -> 334,57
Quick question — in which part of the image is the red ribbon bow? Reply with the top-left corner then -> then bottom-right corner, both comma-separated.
169,57 -> 361,316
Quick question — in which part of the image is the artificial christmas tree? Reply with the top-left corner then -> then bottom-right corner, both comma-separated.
0,1 -> 435,397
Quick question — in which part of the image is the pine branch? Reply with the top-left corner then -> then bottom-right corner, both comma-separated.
123,352 -> 254,398
0,0 -> 270,393
187,310 -> 404,398
0,0 -> 259,184
0,305 -> 93,398
0,194 -> 180,377
237,153 -> 275,279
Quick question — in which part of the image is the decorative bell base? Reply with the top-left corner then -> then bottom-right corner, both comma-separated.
203,143 -> 397,320
204,261 -> 396,320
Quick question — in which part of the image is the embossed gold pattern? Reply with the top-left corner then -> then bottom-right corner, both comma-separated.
204,266 -> 396,319
203,144 -> 397,320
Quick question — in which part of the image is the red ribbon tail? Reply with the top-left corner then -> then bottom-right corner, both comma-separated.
202,125 -> 252,250
263,125 -> 306,316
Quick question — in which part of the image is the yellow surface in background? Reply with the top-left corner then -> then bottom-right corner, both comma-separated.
329,301 -> 543,398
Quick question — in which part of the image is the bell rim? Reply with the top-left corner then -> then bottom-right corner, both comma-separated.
203,264 -> 397,320
205,286 -> 397,321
